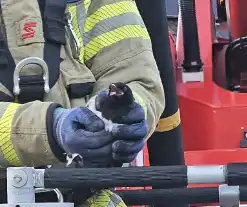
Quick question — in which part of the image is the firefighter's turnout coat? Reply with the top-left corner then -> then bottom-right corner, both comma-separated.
0,0 -> 164,204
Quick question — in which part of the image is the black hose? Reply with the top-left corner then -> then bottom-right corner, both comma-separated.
135,0 -> 186,206
227,162 -> 247,185
115,186 -> 247,205
43,163 -> 247,189
179,0 -> 203,72
225,36 -> 247,92
44,166 -> 188,189
116,188 -> 219,205
135,0 -> 185,174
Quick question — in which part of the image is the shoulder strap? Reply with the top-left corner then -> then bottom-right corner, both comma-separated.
0,21 -> 16,101
39,0 -> 67,97
0,0 -> 66,103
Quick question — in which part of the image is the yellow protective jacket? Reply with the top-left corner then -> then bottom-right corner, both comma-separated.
0,0 -> 164,168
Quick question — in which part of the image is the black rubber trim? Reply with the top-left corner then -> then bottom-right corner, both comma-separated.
67,82 -> 95,99
46,103 -> 66,162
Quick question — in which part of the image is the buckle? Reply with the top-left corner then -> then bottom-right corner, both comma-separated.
13,57 -> 50,95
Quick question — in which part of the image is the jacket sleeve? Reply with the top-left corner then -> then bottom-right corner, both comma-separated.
0,83 -> 64,167
84,0 -> 165,138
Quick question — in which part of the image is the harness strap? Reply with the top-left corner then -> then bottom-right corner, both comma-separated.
0,0 -> 66,103
0,22 -> 16,101
0,0 -> 44,102
18,0 -> 66,103
42,0 -> 66,88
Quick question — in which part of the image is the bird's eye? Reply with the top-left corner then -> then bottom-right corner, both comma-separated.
123,87 -> 127,91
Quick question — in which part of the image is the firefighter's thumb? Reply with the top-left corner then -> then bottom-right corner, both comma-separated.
76,107 -> 105,132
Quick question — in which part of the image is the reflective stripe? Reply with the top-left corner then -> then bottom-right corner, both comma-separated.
86,190 -> 126,207
84,1 -> 140,33
155,109 -> 181,132
84,0 -> 91,11
67,0 -> 92,63
67,3 -> 86,63
135,149 -> 144,167
76,3 -> 86,42
83,12 -> 145,45
0,103 -> 21,166
84,25 -> 149,61
109,190 -> 126,207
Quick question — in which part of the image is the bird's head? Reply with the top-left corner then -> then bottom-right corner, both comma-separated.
108,82 -> 134,106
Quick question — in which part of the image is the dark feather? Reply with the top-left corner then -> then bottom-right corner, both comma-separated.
96,82 -> 134,123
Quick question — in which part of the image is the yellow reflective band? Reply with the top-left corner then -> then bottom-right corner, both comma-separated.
86,190 -> 127,207
155,109 -> 181,132
67,5 -> 84,63
0,103 -> 21,166
84,0 -> 91,11
84,1 -> 140,33
84,25 -> 150,61
116,201 -> 127,207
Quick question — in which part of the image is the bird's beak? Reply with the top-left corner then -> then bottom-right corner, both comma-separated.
109,84 -> 124,96
109,91 -> 117,96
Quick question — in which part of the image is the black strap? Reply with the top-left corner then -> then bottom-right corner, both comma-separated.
0,26 -> 47,103
18,0 -> 66,104
42,0 -> 66,86
0,29 -> 16,102
17,75 -> 46,103
0,0 -> 66,103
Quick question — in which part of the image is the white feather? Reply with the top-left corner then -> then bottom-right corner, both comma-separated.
66,153 -> 82,166
84,96 -> 126,167
86,96 -> 121,132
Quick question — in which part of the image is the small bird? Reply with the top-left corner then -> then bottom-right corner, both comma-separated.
98,82 -> 134,121
87,82 -> 135,132
66,83 -> 134,167
90,82 -> 135,167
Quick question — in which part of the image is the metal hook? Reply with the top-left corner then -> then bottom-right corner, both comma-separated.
13,57 -> 50,95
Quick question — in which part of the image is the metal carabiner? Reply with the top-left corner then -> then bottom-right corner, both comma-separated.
13,57 -> 50,95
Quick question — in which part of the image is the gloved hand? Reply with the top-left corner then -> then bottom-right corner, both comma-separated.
53,107 -> 114,167
95,90 -> 148,163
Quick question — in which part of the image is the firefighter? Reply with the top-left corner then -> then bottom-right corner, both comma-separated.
0,0 -> 164,206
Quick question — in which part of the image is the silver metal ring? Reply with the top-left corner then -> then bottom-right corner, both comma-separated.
13,57 -> 50,95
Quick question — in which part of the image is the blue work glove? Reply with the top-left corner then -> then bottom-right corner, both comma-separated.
96,91 -> 148,163
53,107 -> 114,167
